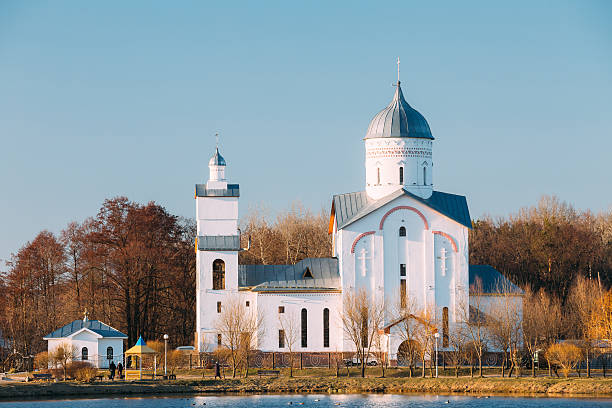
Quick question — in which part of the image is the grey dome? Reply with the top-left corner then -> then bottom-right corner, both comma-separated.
209,147 -> 226,166
365,82 -> 434,140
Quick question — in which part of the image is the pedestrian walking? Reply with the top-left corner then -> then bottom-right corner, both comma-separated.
215,361 -> 222,379
117,362 -> 123,379
109,361 -> 116,380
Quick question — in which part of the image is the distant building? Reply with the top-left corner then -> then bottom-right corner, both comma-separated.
43,315 -> 127,368
194,78 -> 520,361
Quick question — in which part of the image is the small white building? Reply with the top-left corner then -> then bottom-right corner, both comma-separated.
43,316 -> 127,368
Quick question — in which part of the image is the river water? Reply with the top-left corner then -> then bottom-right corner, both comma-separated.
1,394 -> 611,408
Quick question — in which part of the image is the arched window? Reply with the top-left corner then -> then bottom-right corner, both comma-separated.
107,346 -> 113,361
399,166 -> 404,184
323,308 -> 330,348
442,307 -> 449,348
212,259 -> 225,290
82,347 -> 88,361
301,308 -> 308,348
376,168 -> 380,185
399,226 -> 406,237
423,167 -> 427,185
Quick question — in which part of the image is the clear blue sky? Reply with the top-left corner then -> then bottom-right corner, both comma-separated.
1,1 -> 611,264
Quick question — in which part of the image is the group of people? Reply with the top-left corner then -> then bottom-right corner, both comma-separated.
108,361 -> 123,380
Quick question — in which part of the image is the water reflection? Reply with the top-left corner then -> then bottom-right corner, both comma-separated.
1,394 -> 611,408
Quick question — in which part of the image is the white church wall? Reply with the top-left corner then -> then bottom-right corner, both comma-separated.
196,196 -> 238,235
96,338 -> 124,368
256,293 -> 342,353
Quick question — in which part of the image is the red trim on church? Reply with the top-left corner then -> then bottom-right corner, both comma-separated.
432,230 -> 458,252
379,206 -> 429,230
351,231 -> 375,254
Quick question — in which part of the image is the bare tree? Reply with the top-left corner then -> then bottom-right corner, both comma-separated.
52,342 -> 77,380
459,278 -> 489,377
447,324 -> 468,377
341,288 -> 385,377
214,296 -> 264,378
278,309 -> 300,377
412,307 -> 437,378
392,296 -> 420,377
488,279 -> 522,377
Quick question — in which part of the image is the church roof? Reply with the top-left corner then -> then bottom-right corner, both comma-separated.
209,147 -> 226,166
365,82 -> 434,140
332,188 -> 471,230
195,183 -> 240,197
239,257 -> 340,292
469,265 -> 523,295
43,319 -> 127,339
197,235 -> 241,251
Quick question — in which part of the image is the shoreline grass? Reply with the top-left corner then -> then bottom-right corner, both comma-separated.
1,376 -> 612,400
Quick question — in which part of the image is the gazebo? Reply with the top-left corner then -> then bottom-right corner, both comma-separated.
124,336 -> 158,380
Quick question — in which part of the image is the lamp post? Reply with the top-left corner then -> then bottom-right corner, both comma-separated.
163,334 -> 169,378
434,332 -> 440,378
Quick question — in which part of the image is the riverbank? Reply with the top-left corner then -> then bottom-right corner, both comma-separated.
1,377 -> 612,400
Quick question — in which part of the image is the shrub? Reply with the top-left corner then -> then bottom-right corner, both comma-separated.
546,343 -> 583,378
34,351 -> 49,371
67,361 -> 98,381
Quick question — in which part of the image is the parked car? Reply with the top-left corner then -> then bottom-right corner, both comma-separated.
176,346 -> 195,351
344,353 -> 378,367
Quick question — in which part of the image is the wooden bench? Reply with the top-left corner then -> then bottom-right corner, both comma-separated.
32,373 -> 53,381
257,370 -> 279,378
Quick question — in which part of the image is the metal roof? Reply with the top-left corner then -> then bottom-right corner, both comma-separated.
332,188 -> 471,230
365,82 -> 434,140
209,147 -> 226,166
239,257 -> 340,292
44,319 -> 127,339
195,183 -> 240,197
469,265 -> 523,295
197,235 -> 241,251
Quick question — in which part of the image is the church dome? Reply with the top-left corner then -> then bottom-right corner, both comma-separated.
365,82 -> 434,140
209,147 -> 226,166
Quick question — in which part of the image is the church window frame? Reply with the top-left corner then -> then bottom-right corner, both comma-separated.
301,308 -> 308,348
400,263 -> 406,277
82,347 -> 88,361
217,301 -> 222,313
423,167 -> 427,186
399,226 -> 406,237
279,329 -> 285,348
217,333 -> 222,346
400,280 -> 407,309
278,306 -> 285,314
399,166 -> 404,184
377,168 -> 380,185
323,308 -> 330,348
212,259 -> 225,290
106,346 -> 113,361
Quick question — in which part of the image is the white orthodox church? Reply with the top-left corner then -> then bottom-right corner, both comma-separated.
194,79 -> 518,362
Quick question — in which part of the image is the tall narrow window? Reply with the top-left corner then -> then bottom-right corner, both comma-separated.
377,168 -> 380,184
107,346 -> 113,361
212,259 -> 225,290
400,264 -> 406,277
217,301 -> 222,313
361,315 -> 368,348
301,308 -> 308,348
399,166 -> 404,184
323,308 -> 330,348
278,306 -> 285,314
443,307 -> 449,348
279,330 -> 285,348
399,226 -> 406,237
400,280 -> 407,309
423,167 -> 427,185
82,347 -> 88,361
217,333 -> 222,346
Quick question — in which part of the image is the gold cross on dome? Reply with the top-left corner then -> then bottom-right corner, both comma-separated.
397,57 -> 400,83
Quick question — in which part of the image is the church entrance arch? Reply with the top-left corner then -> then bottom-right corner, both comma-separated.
397,339 -> 421,367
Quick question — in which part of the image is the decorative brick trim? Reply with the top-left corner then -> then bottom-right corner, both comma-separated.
350,231 -> 375,254
432,230 -> 458,252
379,206 -> 429,230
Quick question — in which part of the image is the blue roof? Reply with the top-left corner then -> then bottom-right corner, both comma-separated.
332,188 -> 471,230
44,319 -> 127,339
195,183 -> 239,197
469,265 -> 523,295
365,82 -> 434,140
239,258 -> 340,291
135,336 -> 145,346
209,147 -> 226,166
197,235 -> 241,251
